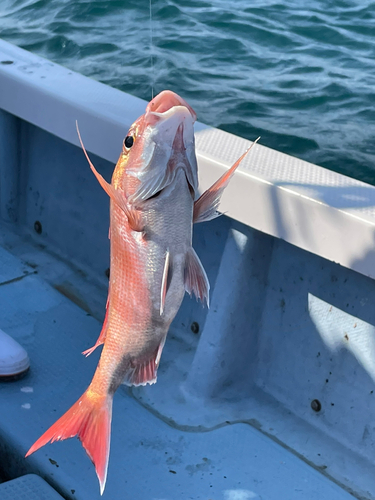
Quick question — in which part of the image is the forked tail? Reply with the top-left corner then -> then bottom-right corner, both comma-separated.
25,390 -> 113,495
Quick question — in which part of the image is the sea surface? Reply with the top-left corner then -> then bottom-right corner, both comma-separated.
1,0 -> 375,183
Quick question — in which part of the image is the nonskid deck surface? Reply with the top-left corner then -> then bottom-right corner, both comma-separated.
0,474 -> 64,500
0,236 -> 356,500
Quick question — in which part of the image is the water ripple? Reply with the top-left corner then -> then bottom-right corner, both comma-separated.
0,0 -> 374,183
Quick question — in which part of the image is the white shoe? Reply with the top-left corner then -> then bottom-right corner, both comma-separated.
0,329 -> 30,379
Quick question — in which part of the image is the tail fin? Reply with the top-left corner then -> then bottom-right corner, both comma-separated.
26,390 -> 113,495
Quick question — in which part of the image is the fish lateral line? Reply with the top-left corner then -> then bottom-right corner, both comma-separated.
76,122 -> 144,232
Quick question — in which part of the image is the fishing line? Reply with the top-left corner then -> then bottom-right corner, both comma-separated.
149,0 -> 154,99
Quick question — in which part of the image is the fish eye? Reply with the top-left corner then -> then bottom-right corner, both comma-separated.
124,135 -> 134,149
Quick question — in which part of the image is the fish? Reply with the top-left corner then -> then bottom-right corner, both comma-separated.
25,90 -> 259,494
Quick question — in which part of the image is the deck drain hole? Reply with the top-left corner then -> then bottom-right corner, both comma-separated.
191,322 -> 199,334
311,399 -> 322,412
34,220 -> 42,234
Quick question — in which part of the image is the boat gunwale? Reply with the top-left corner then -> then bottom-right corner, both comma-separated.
1,38 -> 375,279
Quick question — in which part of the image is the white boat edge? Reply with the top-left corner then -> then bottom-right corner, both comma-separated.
1,38 -> 375,279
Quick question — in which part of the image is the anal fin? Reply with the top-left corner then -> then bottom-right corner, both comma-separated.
123,340 -> 166,387
184,247 -> 210,307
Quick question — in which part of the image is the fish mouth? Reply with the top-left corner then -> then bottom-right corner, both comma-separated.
144,90 -> 196,147
145,90 -> 197,121
128,91 -> 199,204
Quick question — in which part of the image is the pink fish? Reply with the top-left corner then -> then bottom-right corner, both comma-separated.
26,90 -> 258,494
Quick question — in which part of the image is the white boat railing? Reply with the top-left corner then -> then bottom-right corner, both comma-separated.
1,38 -> 375,279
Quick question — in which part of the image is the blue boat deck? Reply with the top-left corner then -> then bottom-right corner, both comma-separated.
1,39 -> 375,500
0,223 -> 359,499
0,474 -> 64,500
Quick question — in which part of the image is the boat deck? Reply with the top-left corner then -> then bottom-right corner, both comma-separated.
1,38 -> 375,500
0,474 -> 64,500
0,224 -> 355,500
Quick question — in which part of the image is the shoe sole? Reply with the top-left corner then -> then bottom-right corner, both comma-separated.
0,367 -> 30,382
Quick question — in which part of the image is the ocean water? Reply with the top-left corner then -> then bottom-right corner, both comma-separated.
1,0 -> 375,183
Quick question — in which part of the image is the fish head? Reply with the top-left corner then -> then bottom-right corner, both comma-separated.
113,90 -> 198,205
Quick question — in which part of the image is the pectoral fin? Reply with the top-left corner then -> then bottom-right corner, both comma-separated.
184,247 -> 210,307
76,122 -> 143,231
193,137 -> 260,223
